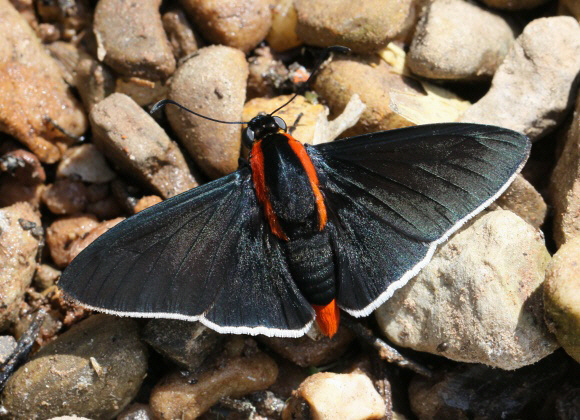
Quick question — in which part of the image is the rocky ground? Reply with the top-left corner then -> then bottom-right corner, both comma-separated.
0,0 -> 579,419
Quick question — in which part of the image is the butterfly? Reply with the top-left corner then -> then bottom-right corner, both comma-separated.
59,112 -> 530,338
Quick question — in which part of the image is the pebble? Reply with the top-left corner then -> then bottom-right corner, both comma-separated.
246,46 -> 289,99
1,315 -> 148,419
460,17 -> 580,142
134,195 -> 163,213
376,210 -> 557,370
282,372 -> 386,420
0,335 -> 16,363
56,144 -> 116,184
142,319 -> 224,370
33,264 -> 62,290
259,326 -> 354,368
93,0 -> 175,80
179,0 -> 272,53
149,337 -> 278,419
409,352 -> 578,419
74,55 -> 115,112
544,237 -> 580,364
408,0 -> 515,80
90,93 -> 199,198
46,41 -> 82,87
166,46 -> 248,178
46,214 -> 99,268
85,195 -> 123,220
494,174 -> 547,229
550,90 -> 580,246
0,178 -> 43,209
41,179 -> 88,215
0,202 -> 42,331
480,0 -> 551,10
117,403 -> 156,420
67,217 -> 125,264
162,9 -> 200,60
0,146 -> 46,186
0,0 -> 87,163
295,0 -> 415,53
267,0 -> 302,52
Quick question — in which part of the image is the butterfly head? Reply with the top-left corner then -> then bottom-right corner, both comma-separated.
243,114 -> 287,148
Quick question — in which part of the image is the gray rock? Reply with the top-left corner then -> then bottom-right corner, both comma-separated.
460,17 -> 580,142
0,202 -> 42,331
178,0 -> 271,53
167,46 -> 248,178
0,335 -> 16,363
376,210 -> 557,370
90,93 -> 199,198
295,0 -> 415,53
74,55 -> 115,112
142,319 -> 224,370
93,0 -> 175,80
162,8 -> 200,60
1,315 -> 148,420
408,0 -> 516,80
495,174 -> 547,229
57,144 -> 116,184
550,90 -> 580,246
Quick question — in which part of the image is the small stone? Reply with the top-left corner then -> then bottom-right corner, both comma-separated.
167,46 -> 248,178
408,0 -> 515,80
376,210 -> 557,370
93,0 -> 176,80
0,202 -> 42,331
267,0 -> 302,52
142,320 -> 224,370
67,217 -> 125,264
0,0 -> 87,163
282,372 -> 386,420
41,179 -> 88,215
115,77 -> 167,107
33,264 -> 61,290
134,195 -> 163,213
460,17 -> 580,142
295,0 -> 415,53
74,55 -> 115,112
162,9 -> 200,60
0,178 -> 43,208
179,0 -> 272,53
544,237 -> 580,363
117,403 -> 156,420
46,214 -> 99,268
57,144 -> 116,184
90,93 -> 199,198
409,352 -> 575,419
259,326 -> 354,368
46,41 -> 82,87
0,147 -> 46,186
550,90 -> 580,246
150,337 -> 278,419
0,335 -> 16,364
1,315 -> 148,419
85,196 -> 122,220
247,46 -> 289,99
495,174 -> 547,229
480,0 -> 551,10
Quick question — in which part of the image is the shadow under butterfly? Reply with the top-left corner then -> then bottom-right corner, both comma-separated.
59,50 -> 531,339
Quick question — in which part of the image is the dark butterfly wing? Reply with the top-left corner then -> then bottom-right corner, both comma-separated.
60,167 -> 314,337
309,123 -> 531,317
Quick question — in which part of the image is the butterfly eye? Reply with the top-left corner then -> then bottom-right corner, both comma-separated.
273,116 -> 287,132
242,127 -> 255,149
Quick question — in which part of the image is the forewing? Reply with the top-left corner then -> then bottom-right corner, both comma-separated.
60,168 -> 314,337
310,123 -> 531,316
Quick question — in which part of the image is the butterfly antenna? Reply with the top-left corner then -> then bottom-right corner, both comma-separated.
150,99 -> 249,125
268,45 -> 351,116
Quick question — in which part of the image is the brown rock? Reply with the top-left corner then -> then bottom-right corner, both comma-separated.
0,177 -> 43,208
74,55 -> 115,112
46,214 -> 99,268
408,0 -> 515,80
267,0 -> 302,52
67,217 -> 125,264
313,55 -> 416,136
259,326 -> 354,367
481,0 -> 550,10
0,0 -> 87,163
41,179 -> 88,215
295,0 -> 415,53
0,202 -> 42,330
33,264 -> 61,290
282,372 -> 386,420
551,90 -> 580,246
247,46 -> 289,99
57,144 -> 116,184
1,315 -> 148,419
460,17 -> 580,142
90,93 -> 199,198
46,41 -> 82,87
167,46 -> 248,178
94,0 -> 176,80
544,237 -> 580,363
179,0 -> 272,53
150,338 -> 278,419
162,9 -> 200,60
134,195 -> 163,213
495,174 -> 547,229
86,196 -> 123,220
0,147 -> 46,186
